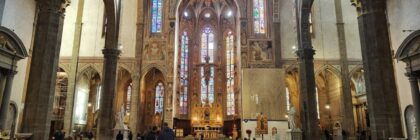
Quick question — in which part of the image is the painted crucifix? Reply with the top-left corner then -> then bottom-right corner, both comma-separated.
197,55 -> 217,105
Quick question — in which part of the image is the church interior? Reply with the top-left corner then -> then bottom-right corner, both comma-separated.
0,0 -> 419,139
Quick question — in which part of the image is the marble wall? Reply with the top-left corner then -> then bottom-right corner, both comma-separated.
241,69 -> 287,120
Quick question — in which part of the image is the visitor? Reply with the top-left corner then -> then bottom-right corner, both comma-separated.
342,130 -> 347,140
86,131 -> 94,140
52,130 -> 61,140
145,126 -> 158,140
360,130 -> 366,140
356,128 -> 361,140
158,122 -> 175,140
324,129 -> 331,140
116,131 -> 124,140
128,131 -> 133,140
137,132 -> 142,140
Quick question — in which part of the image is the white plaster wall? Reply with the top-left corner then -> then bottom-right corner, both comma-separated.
241,121 -> 288,140
60,0 -> 79,57
279,0 -> 298,59
1,0 -> 36,132
312,0 -> 340,60
79,0 -> 105,57
341,0 -> 362,60
119,0 -> 137,57
60,0 -> 136,58
387,0 -> 420,137
280,0 -> 361,60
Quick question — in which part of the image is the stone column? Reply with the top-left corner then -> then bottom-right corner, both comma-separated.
351,0 -> 403,139
407,73 -> 420,139
334,0 -> 355,138
129,74 -> 140,134
20,0 -> 69,139
0,71 -> 15,129
295,1 -> 320,139
97,48 -> 120,140
97,0 -> 122,138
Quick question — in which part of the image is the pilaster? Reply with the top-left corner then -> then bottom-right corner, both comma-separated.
63,0 -> 85,135
0,71 -> 16,130
335,0 -> 355,138
129,73 -> 140,134
407,73 -> 420,139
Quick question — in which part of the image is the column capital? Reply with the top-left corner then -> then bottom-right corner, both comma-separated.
131,74 -> 141,81
36,0 -> 70,14
296,48 -> 315,60
405,72 -> 418,78
7,70 -> 17,76
350,0 -> 386,16
102,48 -> 121,58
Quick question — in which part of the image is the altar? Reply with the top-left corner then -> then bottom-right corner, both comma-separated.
193,126 -> 222,139
191,98 -> 223,139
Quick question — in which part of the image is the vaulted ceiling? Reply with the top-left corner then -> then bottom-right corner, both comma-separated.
179,0 -> 238,19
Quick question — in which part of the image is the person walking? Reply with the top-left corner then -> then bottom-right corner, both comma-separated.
128,131 -> 133,140
53,130 -> 63,140
158,122 -> 175,140
145,126 -> 158,140
86,131 -> 94,140
116,131 -> 124,140
137,132 -> 142,140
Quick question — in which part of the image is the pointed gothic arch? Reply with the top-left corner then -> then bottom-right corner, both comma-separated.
139,68 -> 166,131
315,66 -> 343,130
116,67 -> 133,120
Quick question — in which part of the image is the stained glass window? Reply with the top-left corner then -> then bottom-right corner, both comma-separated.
180,31 -> 189,114
151,0 -> 163,33
126,83 -> 132,113
309,13 -> 314,37
286,87 -> 290,111
200,67 -> 215,104
201,27 -> 214,63
316,87 -> 320,119
200,27 -> 215,104
155,82 -> 164,113
253,0 -> 266,34
95,85 -> 101,111
226,33 -> 235,115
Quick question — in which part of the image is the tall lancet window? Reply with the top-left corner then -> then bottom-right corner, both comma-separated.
316,87 -> 320,119
201,27 -> 215,63
155,82 -> 164,113
253,0 -> 266,34
180,31 -> 189,114
200,27 -> 215,104
126,83 -> 132,113
226,32 -> 235,115
151,0 -> 163,33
